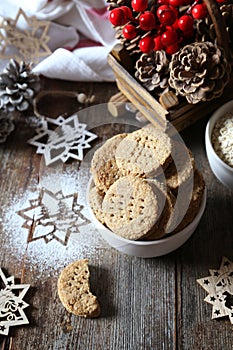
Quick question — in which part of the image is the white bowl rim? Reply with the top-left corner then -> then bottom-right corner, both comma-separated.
205,100 -> 233,173
87,178 -> 207,247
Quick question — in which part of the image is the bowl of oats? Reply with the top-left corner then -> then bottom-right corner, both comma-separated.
205,100 -> 233,190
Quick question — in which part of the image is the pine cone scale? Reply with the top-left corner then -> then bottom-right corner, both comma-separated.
9,95 -> 24,104
6,87 -> 19,94
17,101 -> 29,111
183,84 -> 198,94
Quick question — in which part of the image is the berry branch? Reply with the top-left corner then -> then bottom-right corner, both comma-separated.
108,0 -> 227,55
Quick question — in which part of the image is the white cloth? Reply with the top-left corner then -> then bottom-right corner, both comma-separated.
33,46 -> 115,81
0,0 -> 117,81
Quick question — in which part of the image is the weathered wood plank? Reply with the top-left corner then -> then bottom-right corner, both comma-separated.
177,120 -> 233,349
0,80 -> 175,350
1,80 -> 233,350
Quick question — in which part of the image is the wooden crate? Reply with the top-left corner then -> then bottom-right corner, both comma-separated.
108,47 -> 233,131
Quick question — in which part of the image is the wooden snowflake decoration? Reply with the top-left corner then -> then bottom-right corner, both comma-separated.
0,8 -> 51,63
0,269 -> 30,335
197,257 -> 233,324
28,113 -> 98,165
17,188 -> 90,246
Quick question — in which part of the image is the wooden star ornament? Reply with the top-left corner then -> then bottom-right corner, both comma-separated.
17,188 -> 90,246
0,268 -> 30,335
28,113 -> 98,165
0,8 -> 51,63
197,257 -> 233,324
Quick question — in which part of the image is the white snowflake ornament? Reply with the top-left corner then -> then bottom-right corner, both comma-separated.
197,257 -> 233,324
0,269 -> 30,335
28,113 -> 97,165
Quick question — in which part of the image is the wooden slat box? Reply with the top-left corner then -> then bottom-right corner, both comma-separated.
108,46 -> 233,131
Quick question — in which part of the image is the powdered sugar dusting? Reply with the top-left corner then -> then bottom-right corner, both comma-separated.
2,169 -> 109,279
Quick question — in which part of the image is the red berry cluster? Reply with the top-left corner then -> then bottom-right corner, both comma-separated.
109,0 -> 226,55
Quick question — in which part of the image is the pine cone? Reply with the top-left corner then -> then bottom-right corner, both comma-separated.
135,50 -> 170,94
195,16 -> 216,44
0,59 -> 40,113
169,41 -> 231,104
0,114 -> 15,143
195,4 -> 233,58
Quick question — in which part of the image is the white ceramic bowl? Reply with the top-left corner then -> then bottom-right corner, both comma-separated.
87,179 -> 206,258
205,100 -> 233,191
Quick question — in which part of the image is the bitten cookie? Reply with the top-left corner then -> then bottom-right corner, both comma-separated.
57,259 -> 100,318
115,124 -> 172,178
90,133 -> 127,192
102,175 -> 161,240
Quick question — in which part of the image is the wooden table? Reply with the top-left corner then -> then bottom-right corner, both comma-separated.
0,78 -> 233,350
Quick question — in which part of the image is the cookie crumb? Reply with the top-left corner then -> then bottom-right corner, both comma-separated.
60,317 -> 73,333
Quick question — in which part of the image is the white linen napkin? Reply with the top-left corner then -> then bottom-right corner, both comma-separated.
0,0 -> 117,81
